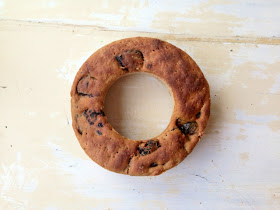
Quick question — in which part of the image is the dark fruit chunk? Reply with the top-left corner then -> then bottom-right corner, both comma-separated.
138,140 -> 161,156
76,76 -> 95,97
115,49 -> 144,71
115,56 -> 127,71
97,130 -> 102,135
83,109 -> 105,126
150,162 -> 158,167
77,126 -> 83,135
146,63 -> 152,69
76,114 -> 83,135
176,120 -> 198,135
97,122 -> 103,127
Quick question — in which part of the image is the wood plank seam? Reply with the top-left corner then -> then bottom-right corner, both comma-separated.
1,19 -> 280,45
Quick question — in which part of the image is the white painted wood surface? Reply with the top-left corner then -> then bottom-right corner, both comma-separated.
0,0 -> 280,209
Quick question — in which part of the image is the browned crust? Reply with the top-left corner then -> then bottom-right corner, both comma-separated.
71,37 -> 210,176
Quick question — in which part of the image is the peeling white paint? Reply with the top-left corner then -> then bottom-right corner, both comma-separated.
0,0 -> 4,9
49,112 -> 60,119
251,70 -> 268,79
268,74 -> 280,94
261,97 -> 269,105
44,207 -> 58,210
237,45 -> 280,64
235,110 -> 279,123
28,111 -> 37,117
0,152 -> 38,209
57,55 -> 90,84
89,13 -> 123,22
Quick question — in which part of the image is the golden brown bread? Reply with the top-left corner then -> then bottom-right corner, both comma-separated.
71,37 -> 210,176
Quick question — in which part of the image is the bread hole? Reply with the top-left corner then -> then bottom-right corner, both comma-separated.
104,72 -> 174,140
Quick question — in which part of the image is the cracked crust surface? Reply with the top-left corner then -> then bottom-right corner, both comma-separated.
71,37 -> 210,176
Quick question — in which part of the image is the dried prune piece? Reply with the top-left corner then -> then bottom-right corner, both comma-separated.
138,147 -> 149,156
77,76 -> 95,97
83,109 -> 89,118
150,162 -> 158,167
83,109 -> 105,126
97,122 -> 103,127
176,120 -> 198,135
146,63 -> 152,69
77,126 -> 83,135
115,55 -> 127,71
138,140 -> 161,156
115,49 -> 144,71
76,114 -> 83,135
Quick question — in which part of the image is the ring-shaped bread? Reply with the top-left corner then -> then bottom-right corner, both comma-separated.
71,37 -> 210,176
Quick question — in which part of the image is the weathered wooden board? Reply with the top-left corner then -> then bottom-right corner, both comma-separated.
0,1 -> 279,209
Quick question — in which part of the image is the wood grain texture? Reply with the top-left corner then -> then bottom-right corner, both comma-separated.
0,0 -> 279,209
1,0 -> 280,38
